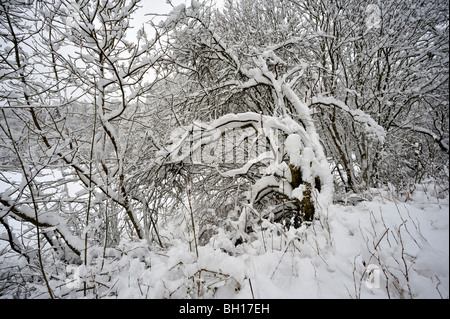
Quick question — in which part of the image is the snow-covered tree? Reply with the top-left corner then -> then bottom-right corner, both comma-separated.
1,0 -> 167,296
0,0 -> 448,299
150,0 -> 391,228
286,0 -> 449,192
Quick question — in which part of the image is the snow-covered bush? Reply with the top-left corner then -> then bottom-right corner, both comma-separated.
158,112 -> 334,228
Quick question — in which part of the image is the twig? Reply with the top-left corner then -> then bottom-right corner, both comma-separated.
374,227 -> 389,250
249,278 -> 255,299
270,240 -> 291,279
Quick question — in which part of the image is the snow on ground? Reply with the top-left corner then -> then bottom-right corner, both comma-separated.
59,186 -> 449,299
131,188 -> 447,299
1,170 -> 448,299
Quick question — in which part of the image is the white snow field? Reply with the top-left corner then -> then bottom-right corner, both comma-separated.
0,170 -> 448,299
95,187 -> 448,299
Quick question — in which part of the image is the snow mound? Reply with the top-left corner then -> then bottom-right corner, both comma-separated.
1,186 -> 448,299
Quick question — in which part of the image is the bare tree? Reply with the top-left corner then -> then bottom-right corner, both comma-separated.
149,0 -> 391,230
1,0 -> 167,297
